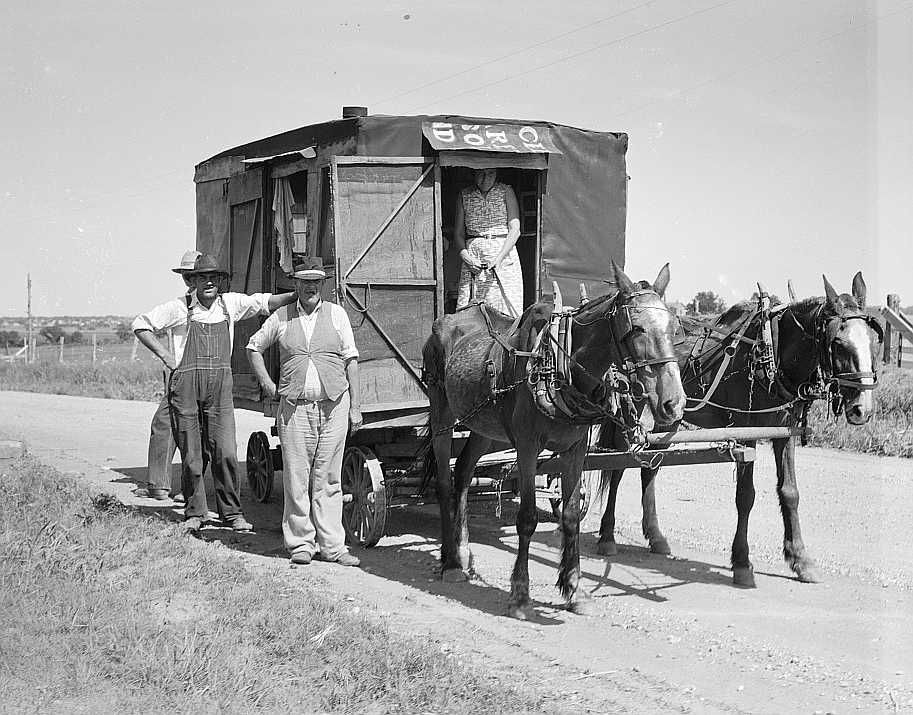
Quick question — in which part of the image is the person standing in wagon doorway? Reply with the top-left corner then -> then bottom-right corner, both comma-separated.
246,258 -> 362,567
453,168 -> 523,317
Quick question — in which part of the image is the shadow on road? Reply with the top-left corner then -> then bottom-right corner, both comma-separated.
110,462 -> 739,619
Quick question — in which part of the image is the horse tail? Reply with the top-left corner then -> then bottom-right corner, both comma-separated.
594,419 -> 621,501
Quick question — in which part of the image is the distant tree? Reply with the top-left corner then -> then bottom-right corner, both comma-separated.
749,290 -> 782,306
39,325 -> 66,344
0,330 -> 21,345
115,322 -> 133,342
69,330 -> 85,344
688,291 -> 727,316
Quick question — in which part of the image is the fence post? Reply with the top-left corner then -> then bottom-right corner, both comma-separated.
884,295 -> 895,365
58,336 -> 64,363
131,337 -> 138,361
92,333 -> 98,364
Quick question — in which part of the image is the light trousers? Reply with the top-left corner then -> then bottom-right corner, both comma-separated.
277,392 -> 350,558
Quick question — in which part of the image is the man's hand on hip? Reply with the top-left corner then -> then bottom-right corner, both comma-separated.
349,406 -> 363,432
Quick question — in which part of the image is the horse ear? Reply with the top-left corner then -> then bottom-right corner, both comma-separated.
851,271 -> 867,309
822,275 -> 839,307
653,263 -> 670,297
787,279 -> 797,303
611,260 -> 635,293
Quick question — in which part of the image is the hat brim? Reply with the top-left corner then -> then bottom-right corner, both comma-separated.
291,270 -> 327,280
172,267 -> 192,274
185,269 -> 230,278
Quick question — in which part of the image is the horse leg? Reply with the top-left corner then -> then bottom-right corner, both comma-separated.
731,446 -> 757,588
448,431 -> 492,580
507,441 -> 540,620
596,469 -> 624,556
558,442 -> 595,615
433,431 -> 464,580
773,437 -> 821,583
641,466 -> 671,555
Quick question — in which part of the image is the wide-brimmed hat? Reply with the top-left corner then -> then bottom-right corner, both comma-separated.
185,253 -> 230,277
290,257 -> 329,280
172,250 -> 202,274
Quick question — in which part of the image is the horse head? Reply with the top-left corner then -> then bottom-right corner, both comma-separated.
606,261 -> 686,427
819,272 -> 882,424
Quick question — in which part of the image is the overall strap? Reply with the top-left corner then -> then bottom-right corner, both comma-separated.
185,293 -> 193,331
219,294 -> 231,327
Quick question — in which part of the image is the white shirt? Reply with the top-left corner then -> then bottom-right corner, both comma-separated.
133,291 -> 272,364
247,299 -> 358,401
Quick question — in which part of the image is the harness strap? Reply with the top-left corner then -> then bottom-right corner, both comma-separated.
684,311 -> 755,413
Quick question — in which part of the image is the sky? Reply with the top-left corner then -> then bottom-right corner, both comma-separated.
1,0 -> 911,316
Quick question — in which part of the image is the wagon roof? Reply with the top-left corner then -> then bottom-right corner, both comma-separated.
202,114 -> 624,165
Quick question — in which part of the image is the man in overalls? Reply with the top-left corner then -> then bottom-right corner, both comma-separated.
135,249 -> 199,501
134,253 -> 297,531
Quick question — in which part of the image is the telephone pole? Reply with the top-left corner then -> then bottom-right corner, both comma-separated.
26,273 -> 32,363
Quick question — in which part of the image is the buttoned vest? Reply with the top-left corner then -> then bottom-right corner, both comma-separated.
277,303 -> 349,401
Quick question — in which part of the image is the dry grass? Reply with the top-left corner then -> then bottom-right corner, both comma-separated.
805,366 -> 913,458
0,360 -> 162,401
0,456 -> 540,714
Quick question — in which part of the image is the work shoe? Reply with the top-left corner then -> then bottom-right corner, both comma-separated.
224,516 -> 253,532
290,551 -> 313,565
183,516 -> 204,532
172,492 -> 185,504
148,488 -> 171,501
318,552 -> 361,567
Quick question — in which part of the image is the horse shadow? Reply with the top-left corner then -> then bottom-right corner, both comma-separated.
108,464 -> 738,618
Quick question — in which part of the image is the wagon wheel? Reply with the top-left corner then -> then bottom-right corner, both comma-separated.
549,470 -> 599,521
245,431 -> 273,503
341,446 -> 387,548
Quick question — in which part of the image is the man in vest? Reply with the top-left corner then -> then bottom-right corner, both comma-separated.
247,258 -> 362,567
134,253 -> 297,531
137,249 -> 199,501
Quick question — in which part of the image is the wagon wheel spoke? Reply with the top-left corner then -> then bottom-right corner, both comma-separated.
245,431 -> 273,503
341,446 -> 386,548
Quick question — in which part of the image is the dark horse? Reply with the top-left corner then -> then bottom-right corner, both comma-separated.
596,273 -> 882,587
422,262 -> 686,618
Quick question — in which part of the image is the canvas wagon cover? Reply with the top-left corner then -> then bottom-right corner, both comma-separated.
202,114 -> 628,298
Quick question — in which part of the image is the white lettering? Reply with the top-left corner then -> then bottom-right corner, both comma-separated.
463,133 -> 485,146
432,123 -> 455,143
518,126 -> 540,143
486,130 -> 509,144
460,124 -> 481,131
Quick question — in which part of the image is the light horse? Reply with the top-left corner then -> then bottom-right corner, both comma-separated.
422,262 -> 686,618
596,273 -> 882,587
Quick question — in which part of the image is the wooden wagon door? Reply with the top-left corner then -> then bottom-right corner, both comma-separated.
227,167 -> 266,406
331,157 -> 442,413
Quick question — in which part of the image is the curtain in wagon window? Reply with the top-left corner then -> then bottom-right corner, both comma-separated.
272,177 -> 295,273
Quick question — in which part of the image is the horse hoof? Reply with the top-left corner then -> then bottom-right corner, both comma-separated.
650,538 -> 671,555
442,568 -> 469,583
507,603 -> 532,620
795,563 -> 822,583
567,598 -> 596,616
596,540 -> 617,556
732,566 -> 756,588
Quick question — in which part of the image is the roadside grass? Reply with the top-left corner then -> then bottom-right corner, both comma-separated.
0,359 -> 162,401
805,366 -> 913,458
0,456 -> 540,714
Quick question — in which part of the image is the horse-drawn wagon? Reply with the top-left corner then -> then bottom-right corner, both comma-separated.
192,108 -> 756,549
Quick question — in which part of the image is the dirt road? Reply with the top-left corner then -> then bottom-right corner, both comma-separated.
2,391 -> 912,713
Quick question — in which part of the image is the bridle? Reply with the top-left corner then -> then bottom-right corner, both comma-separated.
528,288 -> 678,425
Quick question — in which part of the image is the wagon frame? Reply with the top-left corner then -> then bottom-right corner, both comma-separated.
194,108 -> 759,547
